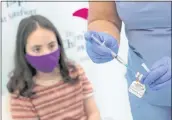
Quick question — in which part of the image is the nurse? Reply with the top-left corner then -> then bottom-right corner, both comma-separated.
84,2 -> 171,120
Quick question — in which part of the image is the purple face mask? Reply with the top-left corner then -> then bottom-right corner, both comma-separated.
25,49 -> 60,73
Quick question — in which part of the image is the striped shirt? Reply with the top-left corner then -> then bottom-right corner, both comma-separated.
10,65 -> 93,120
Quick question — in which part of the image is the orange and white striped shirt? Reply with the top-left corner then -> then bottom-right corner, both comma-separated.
10,65 -> 93,120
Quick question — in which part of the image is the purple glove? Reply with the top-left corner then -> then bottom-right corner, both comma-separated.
84,31 -> 119,63
140,56 -> 171,91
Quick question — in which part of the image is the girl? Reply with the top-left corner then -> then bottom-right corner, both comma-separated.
7,15 -> 100,120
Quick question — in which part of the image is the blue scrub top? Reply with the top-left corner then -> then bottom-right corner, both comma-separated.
115,2 -> 171,120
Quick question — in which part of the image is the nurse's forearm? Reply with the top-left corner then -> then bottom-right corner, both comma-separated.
87,2 -> 122,44
88,20 -> 121,44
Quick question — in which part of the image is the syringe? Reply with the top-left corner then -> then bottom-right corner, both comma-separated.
91,35 -> 151,77
91,35 -> 134,72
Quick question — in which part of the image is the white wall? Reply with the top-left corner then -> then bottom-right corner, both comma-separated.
2,2 -> 132,120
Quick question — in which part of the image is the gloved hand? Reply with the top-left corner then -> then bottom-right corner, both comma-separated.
140,56 -> 171,91
84,31 -> 119,63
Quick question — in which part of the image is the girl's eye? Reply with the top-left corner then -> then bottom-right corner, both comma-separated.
33,47 -> 41,53
50,44 -> 54,48
49,44 -> 57,50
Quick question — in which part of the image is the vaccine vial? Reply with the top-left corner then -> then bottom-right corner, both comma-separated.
129,72 -> 146,98
135,72 -> 143,82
